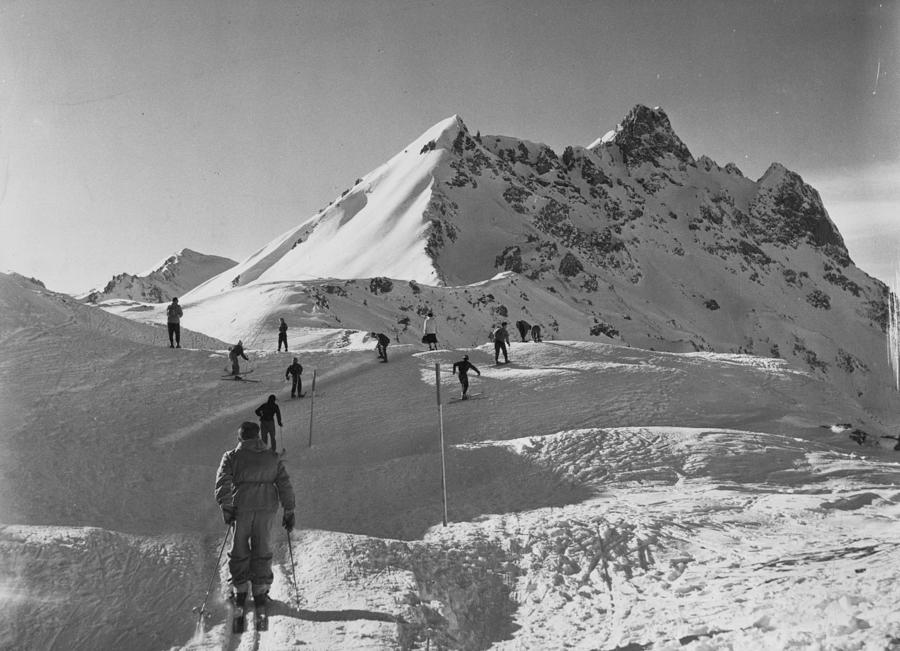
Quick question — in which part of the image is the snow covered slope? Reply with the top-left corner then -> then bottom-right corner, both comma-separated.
2,271 -> 900,650
80,248 -> 237,304
175,106 -> 892,417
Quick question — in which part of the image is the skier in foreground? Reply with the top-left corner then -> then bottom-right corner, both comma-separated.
254,394 -> 283,452
166,297 -> 183,348
285,357 -> 304,398
215,421 -> 295,632
452,354 -> 481,400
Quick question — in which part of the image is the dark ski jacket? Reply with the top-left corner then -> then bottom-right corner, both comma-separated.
255,400 -> 282,425
229,343 -> 248,361
278,320 -> 287,334
375,333 -> 390,347
214,438 -> 295,513
285,362 -> 303,379
167,302 -> 183,324
452,359 -> 480,378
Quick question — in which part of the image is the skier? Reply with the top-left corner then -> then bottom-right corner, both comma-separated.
493,322 -> 510,364
254,394 -> 283,452
277,318 -> 288,352
166,297 -> 183,348
531,324 -> 542,342
215,421 -> 295,629
515,320 -> 531,342
229,340 -> 249,376
452,354 -> 481,400
423,312 -> 439,350
285,357 -> 303,398
372,332 -> 390,363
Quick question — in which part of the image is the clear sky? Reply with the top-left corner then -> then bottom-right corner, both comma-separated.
1,0 -> 897,293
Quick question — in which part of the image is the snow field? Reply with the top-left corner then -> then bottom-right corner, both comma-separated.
3,273 -> 900,649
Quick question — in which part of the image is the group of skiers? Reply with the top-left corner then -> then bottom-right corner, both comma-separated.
370,314 -> 543,401
216,318 -> 305,619
186,304 -> 545,618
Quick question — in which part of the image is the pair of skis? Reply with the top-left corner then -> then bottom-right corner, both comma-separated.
230,596 -> 268,633
221,368 -> 260,383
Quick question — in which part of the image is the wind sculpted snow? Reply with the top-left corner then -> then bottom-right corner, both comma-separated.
1,273 -> 900,650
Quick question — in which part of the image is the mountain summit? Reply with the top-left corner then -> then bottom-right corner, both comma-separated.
591,104 -> 693,166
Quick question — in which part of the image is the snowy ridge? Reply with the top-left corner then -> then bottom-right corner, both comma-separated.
80,248 -> 237,304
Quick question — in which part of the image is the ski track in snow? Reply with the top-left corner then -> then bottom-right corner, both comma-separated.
3,274 -> 900,650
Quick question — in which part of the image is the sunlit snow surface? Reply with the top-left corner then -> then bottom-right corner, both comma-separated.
1,273 -> 900,650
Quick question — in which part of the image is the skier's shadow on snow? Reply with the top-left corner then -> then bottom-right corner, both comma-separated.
297,608 -> 400,623
266,600 -> 401,624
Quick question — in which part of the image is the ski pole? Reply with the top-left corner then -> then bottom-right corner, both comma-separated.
195,525 -> 232,624
436,363 -> 448,527
308,369 -> 317,447
287,528 -> 300,607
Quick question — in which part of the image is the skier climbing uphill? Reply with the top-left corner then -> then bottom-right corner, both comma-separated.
229,340 -> 249,376
285,357 -> 303,398
493,322 -> 510,364
372,332 -> 390,362
515,320 -> 531,342
452,354 -> 481,400
166,297 -> 183,348
254,394 -> 283,452
277,318 -> 288,352
214,421 -> 295,632
423,312 -> 439,350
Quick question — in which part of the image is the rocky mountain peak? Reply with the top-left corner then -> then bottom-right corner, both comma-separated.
415,114 -> 469,154
595,105 -> 693,167
751,162 -> 847,254
80,249 -> 237,303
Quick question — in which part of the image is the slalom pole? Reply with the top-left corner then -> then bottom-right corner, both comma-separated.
194,525 -> 232,626
286,528 -> 301,607
307,369 -> 317,447
436,363 -> 448,527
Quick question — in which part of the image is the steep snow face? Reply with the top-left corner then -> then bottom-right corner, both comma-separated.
185,118 -> 468,302
80,248 -> 236,303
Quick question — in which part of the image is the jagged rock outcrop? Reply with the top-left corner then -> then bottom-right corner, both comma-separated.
596,105 -> 694,167
750,163 -> 847,257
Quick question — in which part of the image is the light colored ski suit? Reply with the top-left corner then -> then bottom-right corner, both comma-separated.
215,438 -> 295,596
